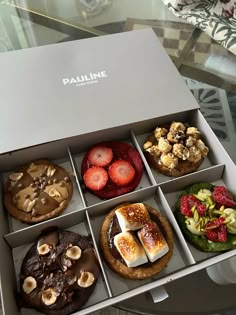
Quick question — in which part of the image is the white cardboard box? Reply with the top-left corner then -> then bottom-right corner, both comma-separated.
0,29 -> 236,315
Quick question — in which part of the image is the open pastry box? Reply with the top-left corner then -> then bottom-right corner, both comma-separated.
1,28 -> 236,315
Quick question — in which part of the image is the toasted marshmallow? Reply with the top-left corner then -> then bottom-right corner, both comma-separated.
115,203 -> 150,232
138,221 -> 169,262
114,231 -> 148,267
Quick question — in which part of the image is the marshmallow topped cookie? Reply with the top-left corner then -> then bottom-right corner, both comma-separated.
100,203 -> 174,279
19,229 -> 100,315
143,122 -> 209,177
4,159 -> 73,224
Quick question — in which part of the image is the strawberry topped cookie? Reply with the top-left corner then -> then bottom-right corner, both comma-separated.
175,183 -> 236,251
81,142 -> 143,199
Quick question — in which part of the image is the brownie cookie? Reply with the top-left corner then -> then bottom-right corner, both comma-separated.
4,159 -> 73,223
19,229 -> 100,315
143,122 -> 209,177
81,142 -> 143,199
100,203 -> 174,279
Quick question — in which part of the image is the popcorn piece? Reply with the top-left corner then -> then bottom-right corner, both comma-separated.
114,231 -> 148,267
158,137 -> 172,153
172,144 -> 189,160
169,122 -> 186,133
154,127 -> 168,139
188,146 -> 202,163
186,127 -> 200,139
195,139 -> 209,157
143,141 -> 152,150
185,136 -> 197,147
115,203 -> 150,232
146,145 -> 161,157
167,132 -> 179,143
160,153 -> 178,169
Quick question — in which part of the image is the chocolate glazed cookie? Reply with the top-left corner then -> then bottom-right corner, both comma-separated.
19,229 -> 100,315
4,159 -> 73,223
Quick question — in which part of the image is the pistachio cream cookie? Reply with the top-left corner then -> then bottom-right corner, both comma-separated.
4,159 -> 73,224
143,122 -> 209,177
19,229 -> 100,315
100,203 -> 174,279
175,183 -> 236,252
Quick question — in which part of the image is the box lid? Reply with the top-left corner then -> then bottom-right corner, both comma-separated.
0,28 -> 199,154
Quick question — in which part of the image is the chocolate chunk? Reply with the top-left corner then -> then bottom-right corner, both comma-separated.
25,194 -> 30,199
60,182 -> 65,187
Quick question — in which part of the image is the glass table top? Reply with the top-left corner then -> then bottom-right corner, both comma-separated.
1,1 -> 236,315
1,0 -> 236,91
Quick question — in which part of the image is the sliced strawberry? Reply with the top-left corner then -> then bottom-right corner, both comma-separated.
83,166 -> 108,191
205,217 -> 227,242
212,186 -> 236,207
180,195 -> 193,217
87,146 -> 113,167
180,195 -> 206,217
108,160 -> 135,186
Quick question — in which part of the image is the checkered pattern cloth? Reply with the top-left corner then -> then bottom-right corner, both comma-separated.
162,0 -> 236,55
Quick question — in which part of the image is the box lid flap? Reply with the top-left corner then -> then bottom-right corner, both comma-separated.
0,28 -> 199,154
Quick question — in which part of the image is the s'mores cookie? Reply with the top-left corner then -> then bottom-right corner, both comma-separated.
100,203 -> 174,279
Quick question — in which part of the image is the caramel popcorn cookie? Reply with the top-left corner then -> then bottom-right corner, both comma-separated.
143,122 -> 209,177
4,159 -> 73,223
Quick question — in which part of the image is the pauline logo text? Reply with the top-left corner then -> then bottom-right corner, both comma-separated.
62,71 -> 108,87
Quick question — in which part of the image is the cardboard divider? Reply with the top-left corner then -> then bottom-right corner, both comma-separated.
4,208 -> 87,248
87,187 -> 186,297
67,146 -> 87,208
130,129 -> 157,186
85,210 -> 113,298
156,187 -> 195,265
